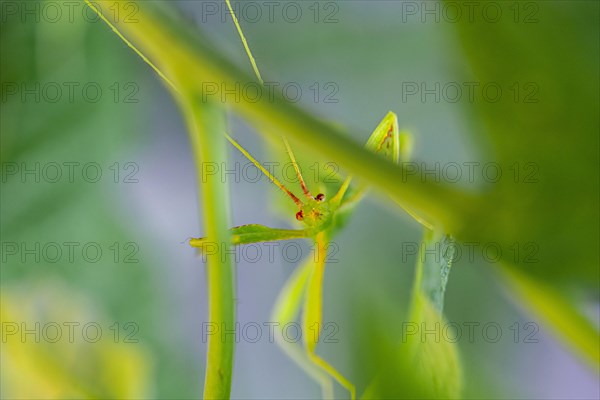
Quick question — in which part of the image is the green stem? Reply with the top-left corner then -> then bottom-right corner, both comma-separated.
181,94 -> 235,399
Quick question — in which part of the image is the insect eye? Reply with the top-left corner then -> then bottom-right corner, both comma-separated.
295,210 -> 304,221
315,193 -> 325,201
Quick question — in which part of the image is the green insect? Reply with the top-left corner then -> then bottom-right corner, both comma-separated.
86,0 -> 415,396
186,3 -> 421,398
191,110 -> 410,399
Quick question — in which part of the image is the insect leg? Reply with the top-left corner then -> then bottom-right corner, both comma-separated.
190,224 -> 311,249
303,233 -> 356,400
271,256 -> 335,399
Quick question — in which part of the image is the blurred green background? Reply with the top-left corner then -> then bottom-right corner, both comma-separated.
1,1 -> 598,399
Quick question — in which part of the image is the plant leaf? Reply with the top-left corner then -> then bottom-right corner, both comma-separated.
363,230 -> 462,399
405,230 -> 462,399
447,0 -> 599,367
444,0 -> 599,284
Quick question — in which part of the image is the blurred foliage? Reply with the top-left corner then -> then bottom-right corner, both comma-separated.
447,0 -> 599,285
1,283 -> 153,398
447,0 -> 599,368
1,0 -> 598,399
1,1 -> 197,398
363,231 -> 462,399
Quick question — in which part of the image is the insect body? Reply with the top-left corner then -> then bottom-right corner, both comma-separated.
189,3 -> 417,398
191,111 -> 409,400
84,0 -> 424,397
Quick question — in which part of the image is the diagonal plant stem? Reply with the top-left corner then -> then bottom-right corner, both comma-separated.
87,0 -> 479,235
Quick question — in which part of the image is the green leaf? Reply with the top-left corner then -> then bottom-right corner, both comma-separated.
418,234 -> 455,314
445,0 -> 599,284
363,230 -> 462,399
406,230 -> 462,399
447,0 -> 599,368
